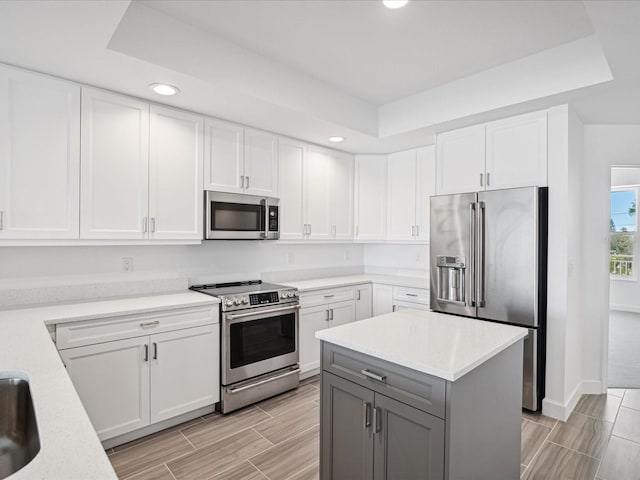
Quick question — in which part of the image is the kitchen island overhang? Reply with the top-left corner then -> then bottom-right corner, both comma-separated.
316,308 -> 528,480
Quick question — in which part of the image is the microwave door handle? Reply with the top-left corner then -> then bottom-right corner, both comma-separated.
262,198 -> 269,239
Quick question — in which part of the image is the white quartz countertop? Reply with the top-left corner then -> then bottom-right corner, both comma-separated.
315,309 -> 527,382
281,274 -> 428,292
0,291 -> 219,480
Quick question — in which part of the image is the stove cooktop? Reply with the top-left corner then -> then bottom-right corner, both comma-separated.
190,280 -> 299,311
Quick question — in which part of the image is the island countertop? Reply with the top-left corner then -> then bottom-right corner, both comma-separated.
315,309 -> 527,381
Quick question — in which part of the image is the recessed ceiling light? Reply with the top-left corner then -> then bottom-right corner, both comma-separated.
149,83 -> 180,96
383,0 -> 409,9
328,136 -> 345,143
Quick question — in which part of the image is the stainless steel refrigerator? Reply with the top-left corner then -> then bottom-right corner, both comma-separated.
430,186 -> 548,411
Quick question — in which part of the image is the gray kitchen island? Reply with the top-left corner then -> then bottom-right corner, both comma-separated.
315,308 -> 528,480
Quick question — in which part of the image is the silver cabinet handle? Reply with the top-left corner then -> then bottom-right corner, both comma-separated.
240,175 -> 245,189
330,308 -> 334,321
143,344 -> 149,362
245,176 -> 250,189
415,225 -> 420,237
478,201 -> 486,307
332,224 -> 336,236
150,217 -> 156,233
140,320 -> 160,328
324,294 -> 335,298
480,173 -> 484,187
361,369 -> 386,383
363,402 -> 372,429
152,342 -> 158,359
373,406 -> 382,433
325,309 -> 330,321
357,290 -> 361,301
143,217 -> 148,233
355,225 -> 359,237
486,172 -> 490,186
308,224 -> 312,235
392,305 -> 397,312
468,202 -> 476,307
406,293 -> 418,297
0,210 -> 4,230
411,225 -> 415,237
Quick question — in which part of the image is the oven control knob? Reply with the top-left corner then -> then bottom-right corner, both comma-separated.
241,297 -> 249,305
293,291 -> 299,297
225,299 -> 234,307
233,297 -> 241,306
279,292 -> 287,299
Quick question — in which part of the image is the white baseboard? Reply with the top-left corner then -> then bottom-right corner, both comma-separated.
610,304 -> 640,313
542,380 -> 603,422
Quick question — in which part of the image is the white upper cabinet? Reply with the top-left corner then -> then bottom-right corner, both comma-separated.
278,137 -> 306,240
331,151 -> 354,240
436,111 -> 548,195
203,118 -> 244,194
149,105 -> 204,240
416,145 -> 436,242
387,149 -> 417,242
0,66 -> 80,239
244,127 -> 278,197
485,110 -> 547,190
354,155 -> 387,242
306,146 -> 333,240
436,124 -> 485,195
386,146 -> 434,243
204,120 -> 278,197
81,88 -> 149,239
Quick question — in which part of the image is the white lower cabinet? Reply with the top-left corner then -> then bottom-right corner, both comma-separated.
372,284 -> 393,316
60,336 -> 150,440
299,291 -> 356,375
355,283 -> 372,320
59,311 -> 219,442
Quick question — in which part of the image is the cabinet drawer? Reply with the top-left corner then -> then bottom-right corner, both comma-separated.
322,342 -> 445,419
56,306 -> 219,349
300,287 -> 355,307
392,286 -> 429,305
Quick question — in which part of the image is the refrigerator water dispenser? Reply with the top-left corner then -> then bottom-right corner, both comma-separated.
436,256 -> 466,304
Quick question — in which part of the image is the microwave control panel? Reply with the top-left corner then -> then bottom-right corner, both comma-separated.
268,206 -> 279,232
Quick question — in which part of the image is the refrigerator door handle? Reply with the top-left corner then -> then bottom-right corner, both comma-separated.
477,201 -> 486,308
468,202 -> 476,307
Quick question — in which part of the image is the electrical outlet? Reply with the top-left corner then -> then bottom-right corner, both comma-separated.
286,252 -> 294,265
122,257 -> 133,272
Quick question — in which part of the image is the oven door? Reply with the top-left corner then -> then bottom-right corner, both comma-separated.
222,304 -> 299,385
205,191 -> 267,240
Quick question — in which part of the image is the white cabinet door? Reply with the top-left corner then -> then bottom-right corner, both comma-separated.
436,124 -> 485,195
149,105 -> 203,240
354,155 -> 387,241
149,325 -> 219,424
387,150 -> 417,242
355,284 -> 372,321
278,137 -> 306,240
60,337 -> 150,440
485,111 -> 547,190
0,67 -> 80,239
373,284 -> 393,316
80,88 -> 149,239
299,304 -> 330,374
329,300 -> 355,327
305,146 -> 332,240
416,145 -> 436,242
244,127 -> 278,197
331,151 -> 354,240
203,118 -> 244,193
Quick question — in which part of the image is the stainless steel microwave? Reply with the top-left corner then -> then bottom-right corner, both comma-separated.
205,191 -> 279,240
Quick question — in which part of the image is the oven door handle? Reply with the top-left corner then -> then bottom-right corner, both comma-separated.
226,304 -> 300,320
228,368 -> 301,394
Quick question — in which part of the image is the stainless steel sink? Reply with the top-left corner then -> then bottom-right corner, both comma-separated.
0,377 -> 40,479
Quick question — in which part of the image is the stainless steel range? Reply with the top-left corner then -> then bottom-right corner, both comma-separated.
190,281 -> 300,414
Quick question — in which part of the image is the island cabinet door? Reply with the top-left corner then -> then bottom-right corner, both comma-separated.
321,372 -> 374,480
373,393 -> 445,480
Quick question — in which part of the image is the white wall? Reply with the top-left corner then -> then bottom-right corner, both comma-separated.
363,244 -> 429,277
583,125 -> 640,390
0,242 -> 364,306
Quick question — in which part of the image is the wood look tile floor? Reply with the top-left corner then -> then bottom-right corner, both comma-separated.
108,379 -> 640,480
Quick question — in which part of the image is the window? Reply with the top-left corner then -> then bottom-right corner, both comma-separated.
610,188 -> 637,279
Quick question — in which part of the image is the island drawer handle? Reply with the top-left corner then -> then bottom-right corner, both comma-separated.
363,402 -> 372,428
406,293 -> 418,297
373,406 -> 382,433
361,369 -> 387,383
324,294 -> 335,298
140,320 -> 160,328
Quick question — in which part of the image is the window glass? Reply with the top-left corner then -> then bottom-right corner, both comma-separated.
610,189 -> 637,278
